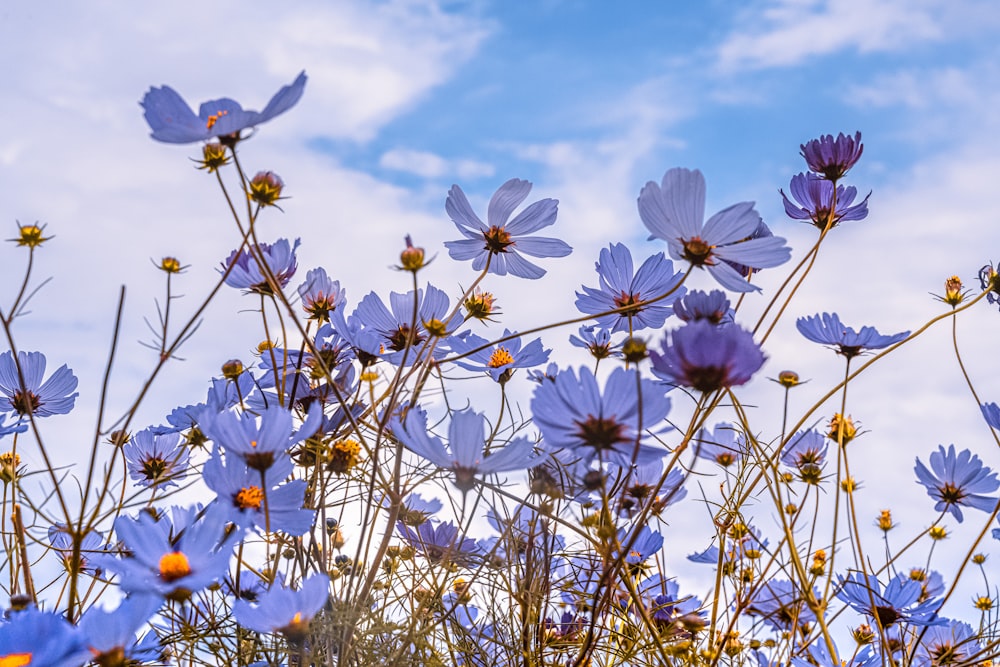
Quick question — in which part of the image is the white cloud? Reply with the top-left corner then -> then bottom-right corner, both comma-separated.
379,148 -> 495,179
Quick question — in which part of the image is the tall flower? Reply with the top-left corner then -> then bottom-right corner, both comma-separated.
122,428 -> 190,489
650,321 -> 766,393
914,444 -> 999,522
446,329 -> 550,383
531,366 -> 670,469
781,172 -> 870,230
575,243 -> 686,333
0,350 -> 78,418
672,289 -> 733,325
221,238 -> 300,295
140,72 -> 307,144
638,168 -> 790,292
800,131 -> 864,181
796,312 -> 908,359
197,404 -> 322,472
444,178 -> 572,279
234,573 -> 330,644
836,571 -> 942,627
392,407 -> 539,492
351,285 -> 456,366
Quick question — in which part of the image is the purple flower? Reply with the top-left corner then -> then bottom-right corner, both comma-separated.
650,321 -> 766,393
638,168 -> 790,293
575,243 -> 686,333
800,131 -> 864,181
530,366 -> 670,469
615,525 -> 663,569
745,579 -> 818,632
672,289 -> 733,325
980,261 -> 1000,309
297,267 -> 345,321
796,312 -> 908,359
693,424 -> 746,467
611,460 -> 687,517
781,430 -> 828,483
836,571 -> 942,627
781,172 -> 870,230
351,285 -> 456,366
397,520 -> 481,567
79,596 -> 163,667
569,325 -> 621,360
912,620 -> 982,667
444,178 -> 572,279
983,402 -> 1000,430
0,350 -> 78,418
141,71 -> 306,144
222,238 -> 300,295
198,404 -> 322,472
123,428 -> 190,489
914,444 -> 999,522
392,407 -> 539,492
0,607 -> 90,667
234,573 -> 330,644
48,524 -> 109,576
447,329 -> 550,383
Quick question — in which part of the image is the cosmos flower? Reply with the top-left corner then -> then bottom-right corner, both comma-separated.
0,607 -> 90,667
197,403 -> 322,472
672,289 -> 733,325
387,492 -> 443,527
444,178 -> 572,279
351,285 -> 457,366
79,596 -> 164,667
744,579 -> 818,632
796,313 -> 909,358
983,402 -> 1000,430
914,444 -> 999,522
297,267 -> 345,321
531,366 -> 670,469
397,520 -> 481,567
234,573 -> 330,644
650,321 -> 766,393
221,238 -> 301,296
569,325 -> 621,360
615,524 -> 664,570
633,575 -> 705,637
800,131 -> 864,181
447,329 -> 550,383
140,71 -> 307,144
0,350 -> 78,418
693,424 -> 746,468
781,429 -> 828,484
609,459 -> 687,517
911,620 -> 983,667
638,167 -> 790,293
836,571 -> 942,627
688,523 -> 768,565
781,172 -> 870,230
122,428 -> 190,489
392,407 -> 539,492
980,261 -> 1000,309
575,243 -> 686,333
47,524 -> 108,576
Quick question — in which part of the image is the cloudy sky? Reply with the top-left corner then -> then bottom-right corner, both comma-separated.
3,0 -> 1000,596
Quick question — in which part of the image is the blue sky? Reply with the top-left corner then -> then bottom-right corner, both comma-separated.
2,0 -> 1000,588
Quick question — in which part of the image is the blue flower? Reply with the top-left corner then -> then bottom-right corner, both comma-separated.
693,424 -> 746,468
444,178 -> 572,279
781,429 -> 828,483
610,460 -> 687,517
634,575 -> 705,636
575,243 -> 686,333
234,573 -> 330,644
615,524 -> 663,570
530,366 -> 670,469
781,172 -> 870,230
48,524 -> 108,576
983,402 -> 1000,430
0,350 -> 78,418
650,321 -> 766,393
397,520 -> 481,567
569,325 -> 621,360
122,428 -> 190,489
297,267 -> 346,322
912,620 -> 982,667
672,289 -> 733,325
100,504 -> 241,601
836,571 -> 942,627
392,407 -> 539,492
980,261 -> 1000,309
351,285 -> 456,366
222,238 -> 300,295
203,449 -> 314,535
745,579 -> 818,632
388,492 -> 442,526
0,607 -> 90,667
198,404 -> 322,472
638,168 -> 790,293
79,595 -> 163,667
914,444 -> 999,522
800,131 -> 864,181
796,312 -> 909,358
447,329 -> 550,383
141,72 -> 307,144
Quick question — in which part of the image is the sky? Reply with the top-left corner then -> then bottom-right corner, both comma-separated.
2,0 -> 1000,600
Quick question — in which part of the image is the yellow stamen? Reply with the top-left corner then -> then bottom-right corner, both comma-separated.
158,551 -> 192,582
235,486 -> 265,510
0,654 -> 32,667
488,347 -> 514,368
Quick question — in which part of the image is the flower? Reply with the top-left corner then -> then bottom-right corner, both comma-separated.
390,492 -> 442,527
444,178 -> 572,279
530,366 -> 670,469
351,285 -> 456,365
447,329 -> 550,383
911,620 -> 983,667
980,261 -> 1000,309
99,504 -> 241,601
575,243 -> 686,333
650,321 -> 766,393
0,350 -> 78,418
79,596 -> 163,667
914,444 -> 999,522
614,525 -> 664,570
234,573 -> 330,644
638,168 -> 790,293
781,429 -> 828,483
47,524 -> 108,576
796,312 -> 908,359
397,520 -> 481,567
672,289 -> 733,325
140,71 -> 307,144
745,579 -> 818,632
693,424 -> 746,468
983,402 -> 1000,430
248,171 -> 285,207
800,131 -> 864,181
392,407 -> 539,492
297,267 -> 346,322
221,238 -> 300,295
569,325 -> 621,360
197,404 -> 322,472
836,571 -> 942,627
611,460 -> 687,516
0,607 -> 90,667
122,428 -> 190,489
781,172 -> 870,230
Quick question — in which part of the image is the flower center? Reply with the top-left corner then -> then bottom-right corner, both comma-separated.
488,348 -> 515,368
10,390 -> 40,416
682,364 -> 728,393
938,482 -> 965,504
387,324 -> 425,352
573,415 -> 629,451
873,604 -> 901,628
0,654 -> 32,667
235,485 -> 264,510
159,551 -> 192,582
483,226 -> 514,254
613,292 -> 642,315
140,457 -> 168,480
681,237 -> 714,265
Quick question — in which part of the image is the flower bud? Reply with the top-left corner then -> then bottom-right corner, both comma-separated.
248,171 -> 284,206
11,222 -> 51,248
776,370 -> 800,388
399,235 -> 425,272
221,359 -> 244,379
464,290 -> 498,321
196,142 -> 229,172
622,337 -> 647,363
159,257 -> 184,274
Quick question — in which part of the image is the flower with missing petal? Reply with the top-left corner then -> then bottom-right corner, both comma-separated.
444,178 -> 572,279
781,172 -> 870,230
638,168 -> 790,293
914,444 -> 999,522
796,312 -> 908,359
140,72 -> 307,144
0,350 -> 78,418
